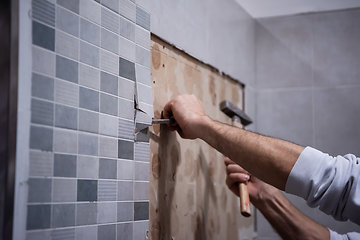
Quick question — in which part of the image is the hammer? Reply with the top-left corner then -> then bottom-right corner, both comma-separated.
220,100 -> 253,217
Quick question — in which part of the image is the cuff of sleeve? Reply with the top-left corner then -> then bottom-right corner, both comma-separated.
285,146 -> 325,199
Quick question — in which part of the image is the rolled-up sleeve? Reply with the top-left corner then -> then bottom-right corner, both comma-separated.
329,229 -> 360,240
285,147 -> 360,225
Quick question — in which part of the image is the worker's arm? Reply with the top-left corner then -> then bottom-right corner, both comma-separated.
163,94 -> 304,190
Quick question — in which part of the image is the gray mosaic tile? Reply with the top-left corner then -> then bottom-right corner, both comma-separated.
54,79 -> 79,107
120,16 -> 135,42
134,162 -> 149,181
119,36 -> 135,62
98,180 -> 117,201
78,132 -> 99,156
99,136 -> 118,158
80,18 -> 101,46
102,0 -> 119,13
51,228 -> 75,240
117,202 -> 133,222
101,71 -> 118,96
30,125 -> 53,151
77,156 -> 99,179
79,63 -> 100,90
31,73 -> 54,101
29,151 -> 53,177
117,181 -> 133,201
53,128 -> 78,154
134,181 -> 149,201
75,225 -> 97,239
76,203 -> 97,226
118,98 -> 134,120
33,21 -> 55,51
118,139 -> 134,159
57,0 -> 79,14
55,30 -> 79,61
31,98 -> 54,126
100,49 -> 119,75
118,118 -> 135,140
26,205 -> 51,230
135,103 -> 153,123
100,93 -> 118,116
97,202 -> 117,224
135,25 -> 150,49
101,6 -> 119,34
136,0 -> 150,13
117,160 -> 133,180
26,230 -> 51,240
134,142 -> 149,162
51,204 -> 76,228
33,46 -> 55,77
55,104 -> 78,130
56,55 -> 78,83
56,6 -> 79,37
79,0 -> 101,25
136,45 -> 150,68
52,178 -> 77,202
99,158 -> 117,179
134,201 -> 149,221
119,0 -> 135,22
119,57 -> 136,81
54,153 -> 77,177
133,220 -> 149,240
116,222 -> 133,240
136,64 -> 151,86
80,41 -> 100,68
119,77 -> 135,101
101,28 -> 118,54
135,123 -> 150,142
137,83 -> 152,105
77,180 -> 98,202
79,109 -> 99,134
99,114 -> 118,137
98,224 -> 116,240
28,178 -> 52,203
79,87 -> 99,111
136,6 -> 150,31
32,0 -> 55,27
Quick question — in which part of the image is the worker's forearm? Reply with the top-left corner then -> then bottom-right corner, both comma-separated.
196,116 -> 304,190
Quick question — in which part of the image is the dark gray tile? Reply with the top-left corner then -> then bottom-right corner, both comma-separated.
134,201 -> 149,221
120,16 -> 135,42
32,0 -> 55,27
30,125 -> 53,151
52,178 -> 77,202
33,21 -> 55,51
79,87 -> 100,111
101,6 -> 119,34
118,140 -> 134,160
51,204 -> 75,228
56,6 -> 79,37
76,203 -> 97,226
101,0 -> 119,13
80,18 -> 101,46
54,153 -> 77,177
118,98 -> 134,120
98,224 -> 116,240
28,178 -> 52,203
101,71 -> 118,96
117,202 -> 133,222
117,222 -> 133,240
117,181 -> 133,201
55,104 -> 78,130
77,180 -> 98,201
57,0 -> 79,14
99,158 -> 117,179
78,133 -> 99,156
119,57 -> 136,81
32,73 -> 54,101
79,109 -> 99,133
26,204 -> 51,230
101,28 -> 118,54
100,93 -> 118,116
56,55 -> 78,83
118,77 -> 135,100
31,98 -> 54,126
136,45 -> 150,68
136,6 -> 150,31
80,41 -> 100,68
119,0 -> 135,22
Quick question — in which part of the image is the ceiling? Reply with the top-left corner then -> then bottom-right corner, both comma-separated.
235,0 -> 360,18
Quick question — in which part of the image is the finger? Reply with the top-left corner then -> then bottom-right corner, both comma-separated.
224,157 -> 235,166
226,173 -> 250,186
226,164 -> 249,175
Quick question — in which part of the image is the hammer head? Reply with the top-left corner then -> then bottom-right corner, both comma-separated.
220,100 -> 253,126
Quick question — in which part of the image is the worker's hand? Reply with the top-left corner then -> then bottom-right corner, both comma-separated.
224,157 -> 278,208
163,94 -> 209,139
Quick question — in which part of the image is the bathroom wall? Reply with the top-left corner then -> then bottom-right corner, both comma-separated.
14,0 -> 152,239
254,9 -> 360,239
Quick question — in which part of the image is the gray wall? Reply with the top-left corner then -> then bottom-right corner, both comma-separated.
254,9 -> 360,239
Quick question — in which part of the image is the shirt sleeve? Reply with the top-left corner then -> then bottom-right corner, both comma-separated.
329,229 -> 360,240
285,147 -> 360,225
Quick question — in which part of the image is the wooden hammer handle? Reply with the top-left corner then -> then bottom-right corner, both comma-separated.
232,120 -> 252,217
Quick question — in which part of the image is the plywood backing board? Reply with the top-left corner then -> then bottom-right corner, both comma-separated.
149,35 -> 250,239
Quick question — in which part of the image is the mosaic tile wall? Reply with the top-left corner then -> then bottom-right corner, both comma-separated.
27,0 -> 152,239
